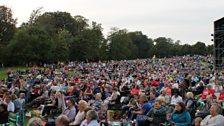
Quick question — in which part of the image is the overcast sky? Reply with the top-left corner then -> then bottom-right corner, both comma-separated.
2,0 -> 224,45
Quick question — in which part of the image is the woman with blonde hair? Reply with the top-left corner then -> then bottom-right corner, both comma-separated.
185,92 -> 196,121
70,100 -> 88,126
27,117 -> 43,126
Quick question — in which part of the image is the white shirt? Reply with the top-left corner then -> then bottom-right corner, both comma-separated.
70,111 -> 85,125
170,95 -> 183,105
18,98 -> 25,105
80,119 -> 87,126
201,114 -> 224,126
87,120 -> 99,126
172,83 -> 179,89
8,101 -> 15,112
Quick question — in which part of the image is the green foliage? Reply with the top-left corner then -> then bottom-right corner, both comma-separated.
154,37 -> 173,57
4,25 -> 53,65
51,30 -> 71,62
108,29 -> 134,60
192,42 -> 207,56
0,67 -> 32,80
128,31 -> 153,58
0,5 -> 16,47
0,6 -> 214,65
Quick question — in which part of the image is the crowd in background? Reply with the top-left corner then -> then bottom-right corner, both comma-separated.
1,55 -> 224,126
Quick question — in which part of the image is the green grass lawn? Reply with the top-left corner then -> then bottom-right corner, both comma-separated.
0,67 -> 32,80
0,68 -> 7,80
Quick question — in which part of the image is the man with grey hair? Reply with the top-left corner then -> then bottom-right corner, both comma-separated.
91,93 -> 103,111
86,110 -> 99,126
200,103 -> 224,126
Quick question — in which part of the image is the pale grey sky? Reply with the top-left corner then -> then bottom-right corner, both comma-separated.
2,0 -> 224,45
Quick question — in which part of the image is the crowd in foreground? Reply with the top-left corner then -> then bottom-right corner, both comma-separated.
1,55 -> 224,126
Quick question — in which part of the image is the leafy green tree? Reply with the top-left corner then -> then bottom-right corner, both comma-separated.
4,25 -> 53,65
28,7 -> 43,25
0,8 -> 214,65
170,40 -> 182,56
206,44 -> 213,55
181,44 -> 193,55
108,28 -> 134,60
193,42 -> 207,55
154,37 -> 173,57
0,5 -> 16,47
35,11 -> 78,35
69,22 -> 104,61
128,31 -> 153,58
51,30 -> 72,62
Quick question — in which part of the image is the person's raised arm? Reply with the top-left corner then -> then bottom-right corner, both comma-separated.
61,94 -> 66,112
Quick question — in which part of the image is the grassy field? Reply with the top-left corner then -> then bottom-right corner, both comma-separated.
0,67 -> 32,80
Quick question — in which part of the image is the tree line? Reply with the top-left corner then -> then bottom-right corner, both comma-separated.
0,5 -> 213,66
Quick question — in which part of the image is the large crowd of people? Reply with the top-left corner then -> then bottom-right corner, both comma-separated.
1,55 -> 224,126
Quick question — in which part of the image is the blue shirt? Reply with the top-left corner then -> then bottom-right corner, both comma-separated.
170,111 -> 191,126
136,102 -> 152,121
87,120 -> 99,126
142,102 -> 152,115
148,98 -> 155,108
13,99 -> 22,112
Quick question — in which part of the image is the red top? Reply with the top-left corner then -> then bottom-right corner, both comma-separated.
219,92 -> 224,100
34,88 -> 40,95
201,89 -> 215,99
151,80 -> 160,86
166,87 -> 172,96
74,78 -> 79,83
131,88 -> 140,95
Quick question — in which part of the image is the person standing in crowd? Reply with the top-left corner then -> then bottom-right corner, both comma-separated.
11,94 -> 22,112
18,93 -> 26,108
5,95 -> 15,112
179,73 -> 190,100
